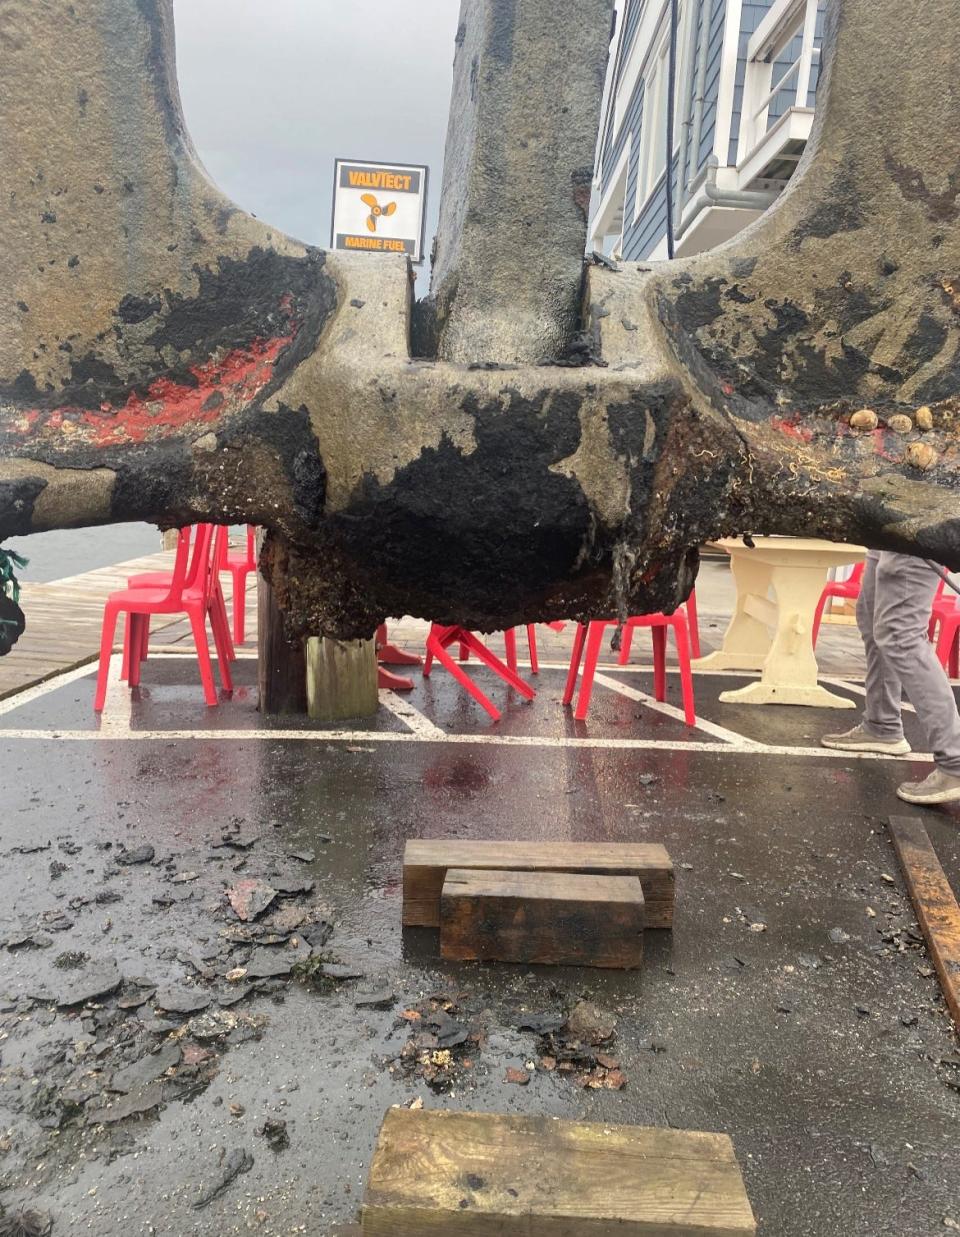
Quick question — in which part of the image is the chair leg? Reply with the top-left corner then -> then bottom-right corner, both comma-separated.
562,623 -> 587,706
378,666 -> 415,691
426,633 -> 501,722
673,619 -> 696,726
459,641 -> 470,662
526,625 -> 539,675
121,613 -> 133,682
504,628 -> 519,673
458,630 -> 536,699
573,621 -> 608,721
811,594 -> 828,649
140,614 -> 150,665
209,603 -> 234,693
686,589 -> 701,659
213,584 -> 236,661
377,622 -> 422,666
652,626 -> 667,701
233,568 -> 247,645
188,607 -> 219,706
128,616 -> 145,688
951,627 -> 960,680
94,605 -> 121,712
936,623 -> 954,671
617,623 -> 634,666
423,623 -> 446,677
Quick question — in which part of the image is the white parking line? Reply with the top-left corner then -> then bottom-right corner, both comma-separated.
0,660 -> 98,714
98,653 -> 132,736
591,671 -> 765,749
379,691 -> 447,739
148,648 -> 259,660
0,725 -> 928,761
820,676 -> 919,715
0,654 -> 927,763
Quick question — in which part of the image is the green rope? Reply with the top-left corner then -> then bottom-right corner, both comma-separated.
0,548 -> 28,628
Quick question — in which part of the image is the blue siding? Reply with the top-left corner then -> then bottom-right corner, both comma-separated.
696,0 -> 726,171
622,0 -> 646,53
768,33 -> 804,126
622,151 -> 681,261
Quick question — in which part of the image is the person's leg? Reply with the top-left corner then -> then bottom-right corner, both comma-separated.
871,552 -> 960,802
822,551 -> 910,754
859,551 -> 906,740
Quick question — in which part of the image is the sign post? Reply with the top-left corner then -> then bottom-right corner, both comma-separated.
331,158 -> 428,263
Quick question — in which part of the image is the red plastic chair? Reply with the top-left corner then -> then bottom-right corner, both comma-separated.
423,624 -> 535,722
812,562 -> 865,648
686,589 -> 701,659
502,622 -> 566,675
563,613 -> 696,725
928,577 -> 951,636
94,523 -> 232,710
929,579 -> 959,676
617,592 -> 699,663
375,622 -> 422,692
219,525 -> 258,644
124,526 -> 235,675
454,623 -> 566,675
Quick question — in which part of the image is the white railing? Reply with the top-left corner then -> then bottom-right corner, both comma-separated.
740,0 -> 821,161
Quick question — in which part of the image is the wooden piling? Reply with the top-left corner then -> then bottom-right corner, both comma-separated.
306,636 -> 378,723
257,569 -> 308,715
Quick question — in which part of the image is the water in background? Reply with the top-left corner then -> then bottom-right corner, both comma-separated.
5,524 -> 161,584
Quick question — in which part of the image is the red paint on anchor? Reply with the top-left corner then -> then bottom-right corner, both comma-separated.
85,331 -> 295,447
4,293 -> 301,448
770,414 -> 814,443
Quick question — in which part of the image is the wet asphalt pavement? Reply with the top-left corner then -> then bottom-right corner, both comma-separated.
1,655 -> 959,1236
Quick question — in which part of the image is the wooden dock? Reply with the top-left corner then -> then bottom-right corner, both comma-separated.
0,549 -> 231,701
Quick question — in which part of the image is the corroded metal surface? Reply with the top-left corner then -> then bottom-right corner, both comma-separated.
0,0 -> 958,637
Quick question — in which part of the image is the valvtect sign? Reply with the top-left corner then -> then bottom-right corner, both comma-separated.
331,159 -> 428,262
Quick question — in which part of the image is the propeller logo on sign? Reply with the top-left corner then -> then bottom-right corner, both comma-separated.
362,194 -> 397,233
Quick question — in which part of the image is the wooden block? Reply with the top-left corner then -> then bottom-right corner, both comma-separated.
890,815 -> 960,1030
440,869 -> 644,969
362,1108 -> 757,1236
403,840 -> 674,929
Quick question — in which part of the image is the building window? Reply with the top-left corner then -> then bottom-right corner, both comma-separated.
635,4 -> 686,218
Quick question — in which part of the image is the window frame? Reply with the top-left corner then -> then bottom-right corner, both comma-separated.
633,2 -> 689,224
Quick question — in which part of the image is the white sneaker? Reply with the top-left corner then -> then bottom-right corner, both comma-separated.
896,767 -> 960,804
821,724 -> 910,756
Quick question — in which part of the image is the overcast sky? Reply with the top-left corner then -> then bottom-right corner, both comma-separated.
172,1 -> 460,289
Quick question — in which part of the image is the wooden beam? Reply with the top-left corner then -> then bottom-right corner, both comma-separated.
440,869 -> 644,969
362,1109 -> 757,1235
403,840 -> 674,929
889,815 -> 960,1030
